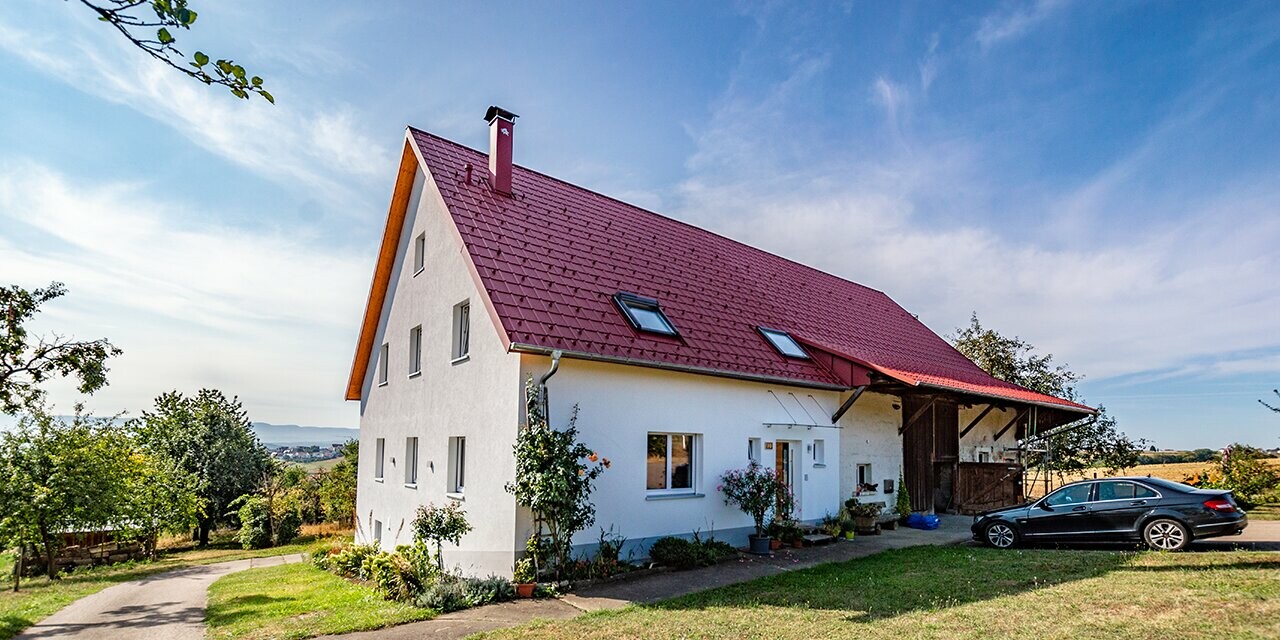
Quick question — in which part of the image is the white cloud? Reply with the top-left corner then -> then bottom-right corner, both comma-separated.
975,0 -> 1071,50
0,161 -> 367,426
0,8 -> 391,214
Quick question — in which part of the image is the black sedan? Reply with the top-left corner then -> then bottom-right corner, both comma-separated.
972,476 -> 1247,551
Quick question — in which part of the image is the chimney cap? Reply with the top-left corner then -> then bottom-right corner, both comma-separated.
484,105 -> 519,123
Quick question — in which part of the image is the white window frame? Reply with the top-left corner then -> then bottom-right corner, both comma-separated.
646,432 -> 700,496
448,436 -> 466,495
856,463 -> 872,488
404,437 -> 418,486
413,232 -> 426,275
409,326 -> 423,376
377,342 -> 389,386
748,437 -> 762,464
373,519 -> 383,543
374,438 -> 386,481
812,439 -> 825,466
452,301 -> 471,362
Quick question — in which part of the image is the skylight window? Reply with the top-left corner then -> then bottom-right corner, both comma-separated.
614,292 -> 677,336
759,327 -> 809,359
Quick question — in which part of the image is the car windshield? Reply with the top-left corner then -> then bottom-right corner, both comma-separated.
1140,477 -> 1199,493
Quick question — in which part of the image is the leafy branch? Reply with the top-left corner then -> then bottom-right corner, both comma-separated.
76,0 -> 273,102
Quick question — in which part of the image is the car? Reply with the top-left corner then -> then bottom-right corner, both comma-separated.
971,476 -> 1247,551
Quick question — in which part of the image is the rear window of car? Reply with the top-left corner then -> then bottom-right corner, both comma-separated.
1097,481 -> 1159,500
1140,477 -> 1197,493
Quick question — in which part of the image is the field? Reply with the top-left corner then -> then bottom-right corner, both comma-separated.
1026,458 -> 1280,498
480,546 -> 1280,640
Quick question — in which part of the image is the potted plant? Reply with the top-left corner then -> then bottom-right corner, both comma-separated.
719,462 -> 788,555
839,516 -> 857,540
513,558 -> 536,598
845,499 -> 883,534
894,471 -> 912,524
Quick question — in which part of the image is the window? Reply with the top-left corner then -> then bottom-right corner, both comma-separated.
614,292 -> 677,336
1097,481 -> 1158,501
856,463 -> 872,488
452,301 -> 471,360
374,438 -> 385,480
377,343 -> 389,386
449,436 -> 466,494
409,326 -> 423,375
977,451 -> 991,463
647,433 -> 697,493
812,439 -> 825,466
748,437 -> 762,464
1043,483 -> 1093,507
758,327 -> 809,359
413,232 -> 426,274
404,437 -> 418,485
373,519 -> 383,543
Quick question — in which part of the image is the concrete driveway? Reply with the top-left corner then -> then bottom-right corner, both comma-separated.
14,553 -> 303,640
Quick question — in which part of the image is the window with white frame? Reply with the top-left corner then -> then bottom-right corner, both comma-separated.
449,436 -> 466,494
647,433 -> 698,493
812,439 -> 825,466
373,519 -> 383,543
374,438 -> 385,480
409,326 -> 423,375
377,343 -> 389,386
856,463 -> 872,490
404,437 -> 418,485
748,437 -> 762,464
452,301 -> 471,360
413,232 -> 426,274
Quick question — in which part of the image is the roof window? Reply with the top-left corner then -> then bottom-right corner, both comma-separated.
614,292 -> 677,336
759,327 -> 808,359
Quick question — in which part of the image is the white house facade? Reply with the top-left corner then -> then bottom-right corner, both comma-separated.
348,107 -> 1093,578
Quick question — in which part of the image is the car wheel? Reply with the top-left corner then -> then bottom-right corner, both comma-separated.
1143,518 -> 1189,551
984,522 -> 1018,549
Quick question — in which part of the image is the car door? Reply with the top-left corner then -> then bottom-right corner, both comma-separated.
1089,481 -> 1158,536
1022,482 -> 1095,539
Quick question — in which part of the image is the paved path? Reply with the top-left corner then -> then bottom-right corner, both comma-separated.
1192,519 -> 1280,551
15,553 -> 304,640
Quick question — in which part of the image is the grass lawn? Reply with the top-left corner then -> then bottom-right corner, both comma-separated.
1247,504 -> 1280,520
480,546 -> 1280,640
206,563 -> 433,640
0,533 -> 348,640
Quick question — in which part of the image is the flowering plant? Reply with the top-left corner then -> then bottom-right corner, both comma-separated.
718,462 -> 790,536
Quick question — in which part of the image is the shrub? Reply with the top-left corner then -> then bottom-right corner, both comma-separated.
412,502 -> 472,571
513,557 -> 535,583
462,575 -> 515,606
416,577 -> 471,613
894,471 -> 912,519
314,542 -> 380,579
233,495 -> 273,549
1199,444 -> 1280,508
718,462 -> 789,536
648,533 -> 736,570
276,511 -> 301,545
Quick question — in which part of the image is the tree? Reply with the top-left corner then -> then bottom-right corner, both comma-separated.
121,452 -> 201,559
0,404 -> 134,582
411,502 -> 472,571
131,389 -> 269,545
718,462 -> 787,536
505,377 -> 608,579
74,1 -> 273,102
1261,389 -> 1279,413
1,282 -> 121,415
950,313 -> 1143,479
319,440 -> 358,525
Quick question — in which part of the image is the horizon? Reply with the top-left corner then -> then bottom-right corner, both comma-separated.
2,1 -> 1279,449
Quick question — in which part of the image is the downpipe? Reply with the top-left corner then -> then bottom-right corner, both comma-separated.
535,350 -> 563,422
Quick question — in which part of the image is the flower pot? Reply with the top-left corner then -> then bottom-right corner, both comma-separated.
881,519 -> 898,530
769,539 -> 782,550
515,583 -> 536,598
748,534 -> 772,555
791,539 -> 804,549
843,531 -> 855,540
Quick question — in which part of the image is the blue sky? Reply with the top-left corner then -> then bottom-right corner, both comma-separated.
1,1 -> 1277,448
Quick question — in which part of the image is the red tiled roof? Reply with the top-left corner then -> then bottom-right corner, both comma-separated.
350,126 -> 1091,415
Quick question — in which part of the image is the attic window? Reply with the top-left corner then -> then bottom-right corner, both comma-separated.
759,327 -> 808,359
613,292 -> 677,336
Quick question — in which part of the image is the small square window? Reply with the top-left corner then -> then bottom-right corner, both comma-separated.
374,438 -> 386,480
614,292 -> 677,336
377,343 -> 389,385
409,326 -> 423,375
759,327 -> 808,359
452,301 -> 471,360
405,437 -> 418,485
413,232 -> 426,274
449,436 -> 466,493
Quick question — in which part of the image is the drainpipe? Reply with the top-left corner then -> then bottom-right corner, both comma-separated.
536,350 -> 563,423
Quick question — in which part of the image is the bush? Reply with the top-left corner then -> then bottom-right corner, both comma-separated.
462,575 -> 515,606
718,462 -> 790,536
313,542 -> 380,579
234,495 -> 273,549
412,502 -> 472,570
416,577 -> 471,613
276,511 -> 301,545
648,534 -> 736,570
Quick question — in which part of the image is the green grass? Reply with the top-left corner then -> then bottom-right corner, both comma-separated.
206,563 -> 433,640
479,546 -> 1280,640
1246,504 -> 1280,520
0,534 -> 346,640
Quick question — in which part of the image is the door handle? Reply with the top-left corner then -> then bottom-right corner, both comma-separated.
1071,505 -> 1088,512
1130,500 -> 1146,506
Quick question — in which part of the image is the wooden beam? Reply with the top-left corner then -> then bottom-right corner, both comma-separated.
958,404 -> 996,439
993,407 -> 1029,441
899,398 -> 936,435
831,385 -> 867,424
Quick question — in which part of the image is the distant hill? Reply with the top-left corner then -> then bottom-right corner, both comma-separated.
251,422 -> 358,447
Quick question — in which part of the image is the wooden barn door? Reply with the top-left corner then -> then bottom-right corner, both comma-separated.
901,396 -> 934,512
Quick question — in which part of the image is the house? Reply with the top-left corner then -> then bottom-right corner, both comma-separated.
346,106 -> 1093,576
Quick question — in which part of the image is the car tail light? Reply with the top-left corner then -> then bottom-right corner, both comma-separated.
1203,498 -> 1237,512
